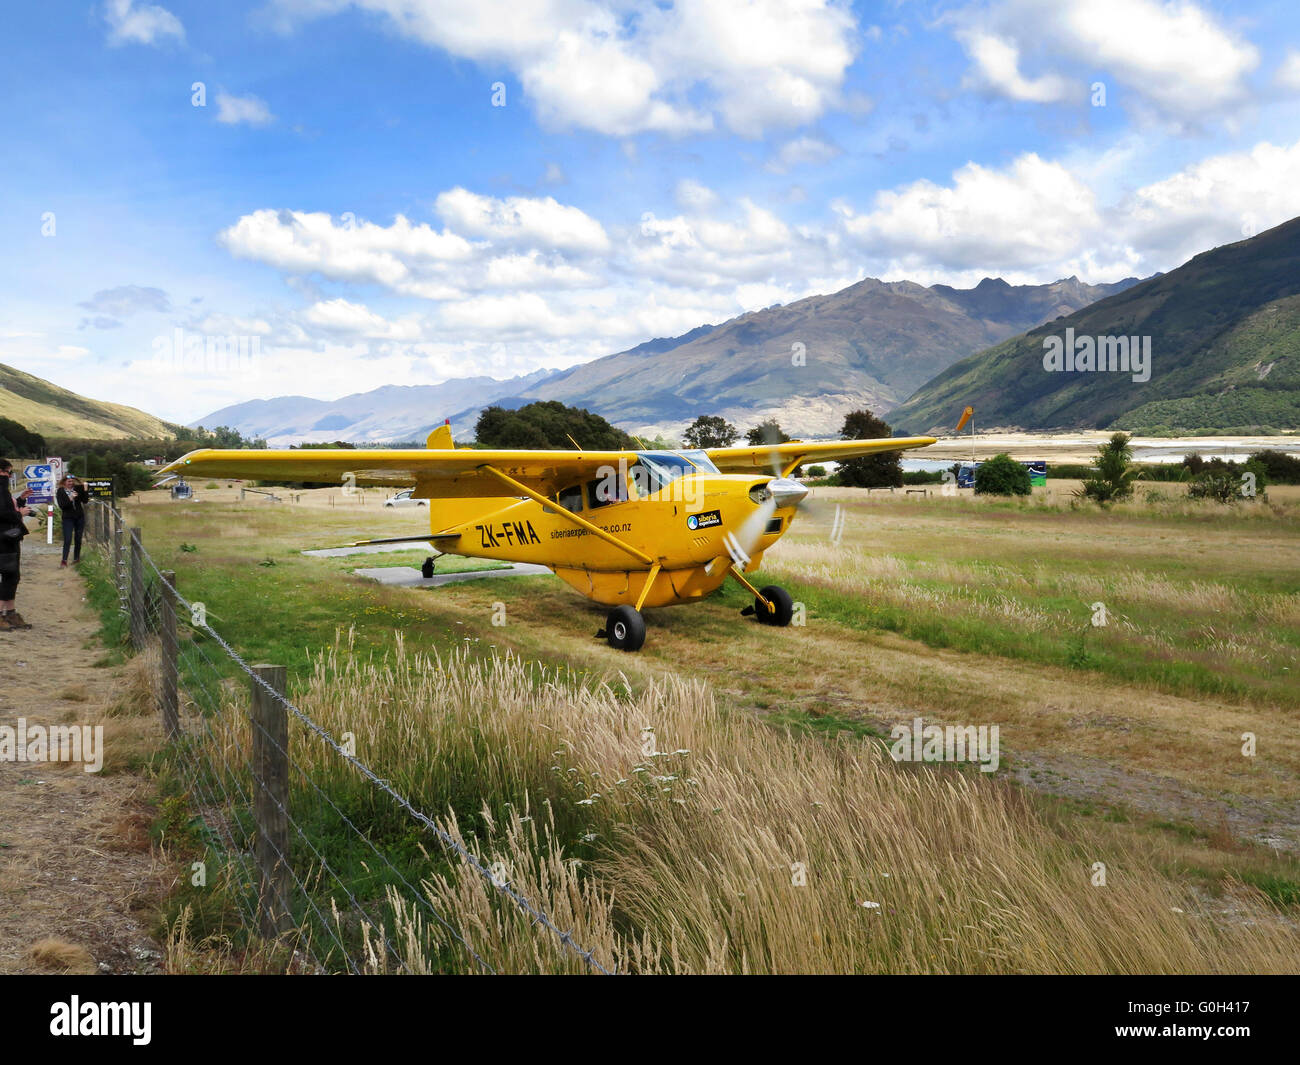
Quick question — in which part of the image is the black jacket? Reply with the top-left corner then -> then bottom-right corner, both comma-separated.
0,479 -> 28,549
57,484 -> 89,520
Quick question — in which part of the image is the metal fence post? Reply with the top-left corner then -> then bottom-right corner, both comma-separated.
159,569 -> 179,739
250,664 -> 293,937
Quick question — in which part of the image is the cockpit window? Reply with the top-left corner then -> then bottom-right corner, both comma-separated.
557,484 -> 584,512
635,451 -> 713,493
676,449 -> 720,474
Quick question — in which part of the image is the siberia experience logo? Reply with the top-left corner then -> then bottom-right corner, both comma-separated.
1043,327 -> 1151,383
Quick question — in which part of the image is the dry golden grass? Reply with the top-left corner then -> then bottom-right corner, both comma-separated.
218,639 -> 1300,974
27,938 -> 96,974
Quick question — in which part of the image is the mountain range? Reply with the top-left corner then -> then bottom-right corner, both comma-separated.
890,216 -> 1300,434
198,275 -> 1139,441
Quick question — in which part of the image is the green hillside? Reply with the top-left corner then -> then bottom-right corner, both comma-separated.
890,217 -> 1300,434
0,362 -> 177,439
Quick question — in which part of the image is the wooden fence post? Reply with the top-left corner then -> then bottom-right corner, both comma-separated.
113,512 -> 125,607
250,664 -> 292,937
159,569 -> 179,739
128,527 -> 144,649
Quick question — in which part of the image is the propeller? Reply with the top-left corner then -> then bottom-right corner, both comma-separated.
721,426 -> 807,568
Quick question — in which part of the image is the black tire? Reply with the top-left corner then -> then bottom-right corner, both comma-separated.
605,605 -> 647,651
755,585 -> 794,627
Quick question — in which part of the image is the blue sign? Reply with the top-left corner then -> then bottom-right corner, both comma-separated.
23,464 -> 51,480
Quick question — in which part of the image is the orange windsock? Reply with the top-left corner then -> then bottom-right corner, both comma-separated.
955,406 -> 974,433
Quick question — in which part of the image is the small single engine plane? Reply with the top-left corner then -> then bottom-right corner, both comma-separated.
160,425 -> 935,650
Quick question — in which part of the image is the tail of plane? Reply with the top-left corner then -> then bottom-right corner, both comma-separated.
422,419 -> 514,533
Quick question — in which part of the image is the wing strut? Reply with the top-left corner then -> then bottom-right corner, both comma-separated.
478,465 -> 654,566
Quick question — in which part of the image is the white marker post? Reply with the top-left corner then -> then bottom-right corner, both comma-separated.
47,456 -> 64,546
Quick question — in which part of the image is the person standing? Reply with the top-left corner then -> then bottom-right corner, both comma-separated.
56,474 -> 89,566
0,458 -> 34,631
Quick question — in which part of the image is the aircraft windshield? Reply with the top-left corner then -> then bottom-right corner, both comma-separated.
635,451 -> 715,493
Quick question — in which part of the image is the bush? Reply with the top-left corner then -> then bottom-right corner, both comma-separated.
1079,433 -> 1139,504
1249,449 -> 1300,485
1187,471 -> 1242,503
974,453 -> 1031,496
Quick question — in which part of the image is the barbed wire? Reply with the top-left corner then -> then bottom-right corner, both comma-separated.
92,500 -> 610,975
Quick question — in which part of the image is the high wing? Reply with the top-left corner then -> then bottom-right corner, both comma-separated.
158,447 -> 641,498
706,436 -> 937,476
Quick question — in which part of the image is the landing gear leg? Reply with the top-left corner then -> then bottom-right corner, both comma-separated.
595,562 -> 659,652
730,566 -> 795,627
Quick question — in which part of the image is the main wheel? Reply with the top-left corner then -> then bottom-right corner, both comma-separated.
605,605 -> 647,651
754,585 -> 794,626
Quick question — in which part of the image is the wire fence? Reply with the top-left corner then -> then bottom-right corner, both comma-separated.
86,500 -> 611,975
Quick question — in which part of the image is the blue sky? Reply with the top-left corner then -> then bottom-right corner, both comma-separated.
3,0 -> 1300,423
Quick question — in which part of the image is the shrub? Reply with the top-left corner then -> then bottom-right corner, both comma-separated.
974,453 -> 1031,496
1079,433 -> 1139,504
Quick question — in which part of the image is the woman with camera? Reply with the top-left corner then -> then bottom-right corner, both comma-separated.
0,458 -> 35,631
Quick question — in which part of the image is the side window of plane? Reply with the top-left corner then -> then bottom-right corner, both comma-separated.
587,474 -> 628,509
557,484 -> 584,513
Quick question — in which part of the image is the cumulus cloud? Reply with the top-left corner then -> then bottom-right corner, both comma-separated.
103,0 -> 184,46
216,92 -> 276,126
952,0 -> 1260,124
836,138 -> 1300,284
957,30 -> 1073,103
267,0 -> 860,137
433,188 -> 609,252
209,137 -> 1300,387
219,209 -> 474,292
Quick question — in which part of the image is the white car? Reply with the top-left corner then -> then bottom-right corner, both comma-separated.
384,489 -> 427,508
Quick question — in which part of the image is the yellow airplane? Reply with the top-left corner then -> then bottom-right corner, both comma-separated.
160,425 -> 935,651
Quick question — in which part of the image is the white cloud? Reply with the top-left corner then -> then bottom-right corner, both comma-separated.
215,92 -> 276,127
953,0 -> 1260,123
268,0 -> 860,136
675,179 -> 718,211
765,135 -> 843,173
837,153 -> 1102,274
957,30 -> 1073,103
302,299 -> 425,339
434,187 -> 609,252
1277,49 -> 1300,90
219,209 -> 474,291
103,0 -> 184,46
1122,139 -> 1300,261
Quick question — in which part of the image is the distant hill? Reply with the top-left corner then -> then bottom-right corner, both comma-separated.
507,275 -> 1138,437
0,362 -> 175,439
890,217 -> 1300,435
196,369 -> 560,444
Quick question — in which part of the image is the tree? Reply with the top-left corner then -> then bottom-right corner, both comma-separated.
1080,432 -> 1139,504
0,416 -> 47,459
474,401 -> 634,450
683,415 -> 739,449
837,409 -> 902,488
745,419 -> 791,446
974,453 -> 1031,496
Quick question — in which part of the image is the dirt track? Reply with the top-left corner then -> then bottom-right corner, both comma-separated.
0,539 -> 166,974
